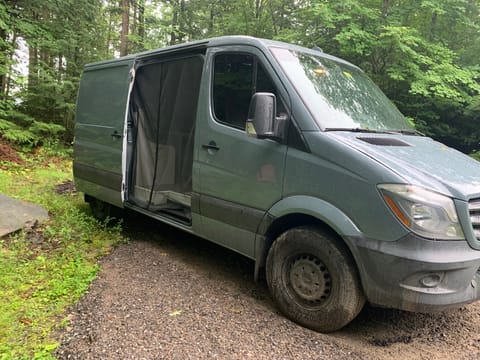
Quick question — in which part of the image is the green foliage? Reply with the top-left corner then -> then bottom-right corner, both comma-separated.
0,119 -> 37,146
464,96 -> 480,122
1,0 -> 479,152
0,151 -> 125,359
292,0 -> 480,153
1,0 -> 106,142
471,151 -> 480,162
30,121 -> 64,138
0,115 -> 64,149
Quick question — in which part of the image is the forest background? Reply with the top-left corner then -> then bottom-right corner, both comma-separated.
0,0 -> 479,156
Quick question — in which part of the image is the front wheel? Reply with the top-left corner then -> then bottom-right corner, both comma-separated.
266,226 -> 365,332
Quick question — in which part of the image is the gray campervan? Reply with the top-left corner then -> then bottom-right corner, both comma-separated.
74,36 -> 480,332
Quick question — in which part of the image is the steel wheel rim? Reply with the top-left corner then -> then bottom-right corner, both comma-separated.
287,254 -> 332,306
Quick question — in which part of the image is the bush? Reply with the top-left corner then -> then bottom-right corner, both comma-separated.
0,111 -> 65,149
0,119 -> 37,146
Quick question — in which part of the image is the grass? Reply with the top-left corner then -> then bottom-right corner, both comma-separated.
0,146 -> 126,359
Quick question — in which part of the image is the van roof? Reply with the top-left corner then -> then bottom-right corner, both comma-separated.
84,35 -> 357,70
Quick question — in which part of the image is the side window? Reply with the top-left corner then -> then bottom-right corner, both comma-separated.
213,53 -> 282,129
256,63 -> 276,94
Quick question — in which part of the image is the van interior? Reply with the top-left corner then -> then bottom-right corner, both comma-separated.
126,55 -> 204,224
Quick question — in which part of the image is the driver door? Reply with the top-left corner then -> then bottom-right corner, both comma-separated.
194,46 -> 289,258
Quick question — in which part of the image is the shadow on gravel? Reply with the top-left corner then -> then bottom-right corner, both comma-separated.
121,210 -> 261,292
122,210 -> 479,340
55,210 -> 480,359
342,302 -> 476,345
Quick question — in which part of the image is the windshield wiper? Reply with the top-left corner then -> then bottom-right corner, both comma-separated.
324,128 -> 424,136
324,128 -> 393,134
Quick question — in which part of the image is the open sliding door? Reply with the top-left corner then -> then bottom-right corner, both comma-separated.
125,55 -> 204,224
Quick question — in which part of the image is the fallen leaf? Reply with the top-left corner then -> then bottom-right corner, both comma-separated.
19,317 -> 32,326
169,310 -> 182,317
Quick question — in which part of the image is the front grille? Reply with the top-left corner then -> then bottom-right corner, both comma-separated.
469,199 -> 480,241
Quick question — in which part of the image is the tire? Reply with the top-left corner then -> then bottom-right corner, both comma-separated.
89,197 -> 115,221
266,226 -> 365,332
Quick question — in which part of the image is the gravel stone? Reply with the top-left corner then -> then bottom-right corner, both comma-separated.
55,214 -> 480,359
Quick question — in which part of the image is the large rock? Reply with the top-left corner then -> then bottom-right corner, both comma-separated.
0,193 -> 49,237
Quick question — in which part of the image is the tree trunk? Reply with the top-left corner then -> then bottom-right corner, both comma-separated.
28,45 -> 38,91
254,0 -> 263,36
269,0 -> 281,36
138,0 -> 145,46
170,0 -> 178,45
179,0 -> 185,42
0,27 -> 8,98
208,2 -> 214,34
120,0 -> 130,56
3,31 -> 16,101
255,0 -> 261,19
382,0 -> 389,19
132,0 -> 137,44
430,11 -> 437,39
106,6 -> 113,58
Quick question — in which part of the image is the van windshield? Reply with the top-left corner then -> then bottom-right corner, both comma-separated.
270,47 -> 412,132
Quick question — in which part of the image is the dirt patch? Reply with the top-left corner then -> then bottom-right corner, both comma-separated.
0,137 -> 23,166
55,180 -> 77,195
55,214 -> 480,359
22,219 -> 63,253
23,220 -> 45,245
369,335 -> 412,347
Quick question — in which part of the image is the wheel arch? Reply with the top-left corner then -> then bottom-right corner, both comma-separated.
254,195 -> 363,282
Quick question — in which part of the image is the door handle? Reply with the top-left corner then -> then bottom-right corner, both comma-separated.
202,141 -> 220,151
111,130 -> 122,139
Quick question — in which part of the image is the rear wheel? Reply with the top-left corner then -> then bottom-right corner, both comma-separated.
266,226 -> 365,332
88,197 -> 118,221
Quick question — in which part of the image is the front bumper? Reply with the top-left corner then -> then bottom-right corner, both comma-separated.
345,234 -> 480,312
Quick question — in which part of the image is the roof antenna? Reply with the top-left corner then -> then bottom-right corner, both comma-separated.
312,45 -> 323,53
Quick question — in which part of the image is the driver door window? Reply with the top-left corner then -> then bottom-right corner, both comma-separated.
212,53 -> 283,130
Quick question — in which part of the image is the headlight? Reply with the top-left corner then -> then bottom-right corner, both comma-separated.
378,184 -> 464,240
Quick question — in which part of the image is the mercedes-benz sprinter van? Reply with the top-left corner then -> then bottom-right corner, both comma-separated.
73,36 -> 480,332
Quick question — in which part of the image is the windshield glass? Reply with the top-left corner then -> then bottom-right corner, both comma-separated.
270,47 -> 412,131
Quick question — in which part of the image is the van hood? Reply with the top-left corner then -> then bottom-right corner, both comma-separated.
330,132 -> 480,200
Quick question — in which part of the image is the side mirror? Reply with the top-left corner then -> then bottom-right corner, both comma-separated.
246,92 -> 276,139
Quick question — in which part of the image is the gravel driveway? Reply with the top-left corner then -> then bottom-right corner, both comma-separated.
55,214 -> 480,359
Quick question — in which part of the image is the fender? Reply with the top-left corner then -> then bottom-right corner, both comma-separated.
253,195 -> 362,280
267,195 -> 361,237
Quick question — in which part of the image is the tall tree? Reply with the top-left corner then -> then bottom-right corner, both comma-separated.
0,1 -> 14,103
272,0 -> 480,152
1,0 -> 478,153
120,0 -> 130,56
0,0 -> 109,144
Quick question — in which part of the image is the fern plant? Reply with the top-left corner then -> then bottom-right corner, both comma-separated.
0,112 -> 65,149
